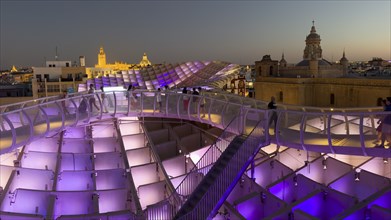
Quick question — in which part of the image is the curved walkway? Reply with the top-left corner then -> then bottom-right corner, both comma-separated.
0,91 -> 389,158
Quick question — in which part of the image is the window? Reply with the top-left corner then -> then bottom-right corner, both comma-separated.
330,94 -> 335,105
66,62 -> 70,67
47,85 -> 60,92
279,91 -> 283,102
269,66 -> 273,76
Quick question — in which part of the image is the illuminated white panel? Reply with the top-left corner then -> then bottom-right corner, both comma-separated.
56,171 -> 94,191
26,138 -> 59,153
94,152 -> 124,170
297,157 -> 352,185
98,189 -> 129,213
170,174 -> 186,189
11,168 -> 53,191
247,159 -> 293,188
122,134 -> 145,150
0,151 -> 18,166
126,147 -> 152,167
62,139 -> 91,154
189,146 -> 209,164
278,148 -> 318,171
0,165 -> 14,188
63,127 -> 86,139
305,117 -> 326,131
93,137 -> 120,153
138,181 -> 166,209
60,154 -> 93,171
131,163 -> 160,189
54,191 -> 94,215
163,156 -> 194,178
95,169 -> 126,190
0,189 -> 50,216
91,125 -> 115,138
21,151 -> 57,171
360,157 -> 391,178
261,144 -> 287,155
332,154 -> 371,168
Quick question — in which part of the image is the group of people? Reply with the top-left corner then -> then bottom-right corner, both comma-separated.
182,87 -> 206,117
62,86 -> 391,149
376,97 -> 391,148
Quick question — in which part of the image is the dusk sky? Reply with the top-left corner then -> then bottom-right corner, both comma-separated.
1,0 -> 390,70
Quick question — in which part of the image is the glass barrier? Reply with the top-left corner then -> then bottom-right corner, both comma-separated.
0,91 -> 389,158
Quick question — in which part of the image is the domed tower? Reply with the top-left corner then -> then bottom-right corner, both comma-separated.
139,52 -> 152,67
339,50 -> 349,76
303,21 -> 323,60
309,51 -> 319,77
279,53 -> 287,68
98,46 -> 107,67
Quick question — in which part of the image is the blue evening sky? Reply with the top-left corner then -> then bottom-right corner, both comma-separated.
1,0 -> 390,69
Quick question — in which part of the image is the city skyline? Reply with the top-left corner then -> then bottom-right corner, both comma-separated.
1,0 -> 390,70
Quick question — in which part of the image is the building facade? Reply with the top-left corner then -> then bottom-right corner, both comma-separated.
254,22 -> 390,107
88,47 -> 152,78
255,22 -> 349,79
32,60 -> 87,98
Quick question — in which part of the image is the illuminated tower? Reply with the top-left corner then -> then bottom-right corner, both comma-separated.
303,21 -> 323,60
139,52 -> 152,67
98,47 -> 107,67
10,65 -> 18,72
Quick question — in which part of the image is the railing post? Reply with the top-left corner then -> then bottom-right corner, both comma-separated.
95,93 -> 103,120
327,113 -> 336,154
54,101 -> 65,130
140,91 -> 144,116
299,112 -> 307,152
265,110 -> 270,142
112,92 -> 117,116
359,115 -> 368,156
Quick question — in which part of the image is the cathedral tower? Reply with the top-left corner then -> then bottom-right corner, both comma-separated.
98,47 -> 107,67
303,21 -> 323,60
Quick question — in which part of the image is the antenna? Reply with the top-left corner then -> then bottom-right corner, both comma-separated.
55,46 -> 58,61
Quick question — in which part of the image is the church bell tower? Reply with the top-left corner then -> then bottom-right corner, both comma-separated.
98,46 -> 107,67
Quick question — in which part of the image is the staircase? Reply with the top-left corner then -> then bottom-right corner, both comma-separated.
174,131 -> 267,219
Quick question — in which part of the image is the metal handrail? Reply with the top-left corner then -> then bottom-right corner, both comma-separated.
1,91 -> 389,156
145,114 -> 242,219
181,118 -> 268,219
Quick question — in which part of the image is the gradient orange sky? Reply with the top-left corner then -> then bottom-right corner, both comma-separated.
1,1 -> 390,69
